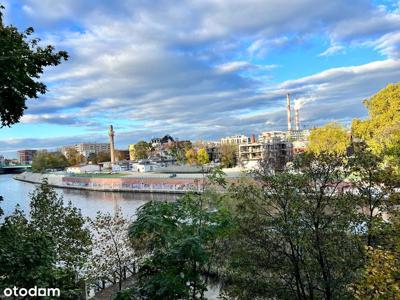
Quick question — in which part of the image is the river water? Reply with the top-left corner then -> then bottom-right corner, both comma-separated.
0,174 -> 178,220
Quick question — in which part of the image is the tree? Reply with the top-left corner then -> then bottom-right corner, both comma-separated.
0,5 -> 68,127
29,179 -> 91,270
0,207 -> 55,290
221,153 -> 364,299
169,141 -> 192,163
349,144 -> 399,247
87,152 -> 98,164
352,83 -> 400,167
0,207 -> 82,299
186,148 -> 197,165
133,141 -> 150,160
96,151 -> 111,163
196,148 -> 210,166
87,208 -> 134,292
65,147 -> 84,165
219,144 -> 237,168
127,193 -> 233,299
308,122 -> 349,155
352,247 -> 400,299
31,150 -> 69,172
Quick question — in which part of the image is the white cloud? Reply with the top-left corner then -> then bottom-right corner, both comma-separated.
2,0 -> 400,149
319,43 -> 345,57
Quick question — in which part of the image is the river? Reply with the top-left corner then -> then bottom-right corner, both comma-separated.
0,174 -> 179,219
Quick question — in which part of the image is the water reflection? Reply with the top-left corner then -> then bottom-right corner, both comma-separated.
0,174 -> 179,219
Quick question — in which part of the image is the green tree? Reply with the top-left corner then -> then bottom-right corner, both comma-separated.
31,150 -> 69,172
0,5 -> 68,127
221,153 -> 363,300
169,141 -> 192,163
133,141 -> 150,160
349,144 -> 399,247
196,148 -> 210,166
127,193 -> 233,299
87,152 -> 98,164
308,122 -> 349,155
219,144 -> 237,168
29,179 -> 91,270
352,83 -> 400,168
96,151 -> 111,163
0,207 -> 81,299
0,207 -> 55,290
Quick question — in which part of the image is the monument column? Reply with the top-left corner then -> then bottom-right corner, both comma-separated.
109,125 -> 115,164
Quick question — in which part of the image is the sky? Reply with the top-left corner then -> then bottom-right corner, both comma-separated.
1,0 -> 400,157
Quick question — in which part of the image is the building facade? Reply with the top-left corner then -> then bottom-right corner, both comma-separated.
17,150 -> 37,165
220,135 -> 250,145
61,143 -> 111,158
258,131 -> 288,143
239,138 -> 293,171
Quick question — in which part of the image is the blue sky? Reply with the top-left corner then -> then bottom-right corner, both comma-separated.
1,0 -> 400,157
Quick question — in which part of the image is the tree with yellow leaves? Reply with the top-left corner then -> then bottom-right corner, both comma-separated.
185,148 -> 197,165
307,122 -> 349,155
352,247 -> 400,299
196,148 -> 210,166
352,83 -> 400,167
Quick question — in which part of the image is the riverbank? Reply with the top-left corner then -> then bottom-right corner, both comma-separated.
14,172 -> 210,194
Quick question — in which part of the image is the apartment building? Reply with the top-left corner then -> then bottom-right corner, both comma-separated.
220,135 -> 250,145
239,137 -> 293,170
61,143 -> 110,158
17,149 -> 38,165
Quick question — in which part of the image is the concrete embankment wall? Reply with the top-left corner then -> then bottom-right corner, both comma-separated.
14,173 -> 204,194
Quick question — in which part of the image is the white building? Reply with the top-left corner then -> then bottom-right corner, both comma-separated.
130,161 -> 160,173
258,131 -> 288,143
112,163 -> 129,172
220,135 -> 250,145
61,143 -> 111,158
66,164 -> 101,174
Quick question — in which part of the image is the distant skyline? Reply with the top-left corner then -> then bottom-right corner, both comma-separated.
1,0 -> 400,157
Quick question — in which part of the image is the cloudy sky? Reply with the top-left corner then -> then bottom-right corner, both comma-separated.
1,0 -> 400,156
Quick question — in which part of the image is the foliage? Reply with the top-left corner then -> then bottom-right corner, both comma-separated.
352,247 -> 400,299
348,144 -> 399,247
352,83 -> 400,168
196,148 -> 210,165
86,151 -> 110,164
0,5 -> 68,127
31,150 -> 69,172
219,144 -> 237,168
132,141 -> 150,160
186,148 -> 197,165
30,179 -> 91,270
308,122 -> 349,155
87,208 -> 134,291
221,153 -> 364,299
169,141 -> 192,163
115,150 -> 128,161
65,147 -> 85,165
128,193 -> 233,299
97,151 -> 111,163
0,207 -> 82,299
